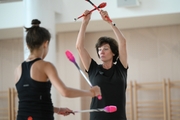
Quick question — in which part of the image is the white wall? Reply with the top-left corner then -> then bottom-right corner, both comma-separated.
0,0 -> 180,29
57,0 -> 180,22
0,1 -> 24,29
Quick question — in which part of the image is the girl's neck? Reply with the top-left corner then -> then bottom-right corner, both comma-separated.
28,55 -> 41,59
27,51 -> 43,61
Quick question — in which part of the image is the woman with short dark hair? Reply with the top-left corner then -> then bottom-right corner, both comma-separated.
76,10 -> 128,120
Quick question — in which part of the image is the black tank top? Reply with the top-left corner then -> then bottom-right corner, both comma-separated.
88,59 -> 127,120
15,58 -> 54,120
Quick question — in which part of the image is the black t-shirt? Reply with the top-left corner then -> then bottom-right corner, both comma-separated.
15,58 -> 54,120
87,59 -> 128,120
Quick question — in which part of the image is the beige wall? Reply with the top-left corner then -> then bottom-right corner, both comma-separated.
0,38 -> 23,91
55,32 -> 82,120
0,24 -> 180,119
126,25 -> 180,82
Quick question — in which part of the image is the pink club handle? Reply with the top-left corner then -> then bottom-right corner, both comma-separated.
65,50 -> 102,100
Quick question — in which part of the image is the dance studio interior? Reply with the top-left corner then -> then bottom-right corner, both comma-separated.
0,0 -> 180,120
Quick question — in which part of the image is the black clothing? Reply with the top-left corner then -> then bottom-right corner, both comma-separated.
16,58 -> 54,120
88,59 -> 128,120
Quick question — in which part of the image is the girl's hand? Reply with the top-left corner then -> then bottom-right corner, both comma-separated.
57,107 -> 74,116
90,86 -> 102,98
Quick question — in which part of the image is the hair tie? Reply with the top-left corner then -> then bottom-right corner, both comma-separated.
32,24 -> 39,27
31,19 -> 41,27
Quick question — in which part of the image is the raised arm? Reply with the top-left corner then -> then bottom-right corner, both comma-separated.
76,10 -> 92,71
100,10 -> 128,68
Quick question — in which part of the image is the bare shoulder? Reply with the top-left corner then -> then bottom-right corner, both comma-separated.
16,64 -> 21,70
15,64 -> 22,74
40,60 -> 56,71
42,61 -> 59,80
34,60 -> 54,67
14,64 -> 22,83
42,61 -> 54,67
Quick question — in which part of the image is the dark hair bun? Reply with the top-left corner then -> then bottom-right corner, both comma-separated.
31,19 -> 41,26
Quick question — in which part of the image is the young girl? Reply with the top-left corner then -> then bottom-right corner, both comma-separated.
14,19 -> 101,120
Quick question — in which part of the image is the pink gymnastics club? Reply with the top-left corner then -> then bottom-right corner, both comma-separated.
65,50 -> 102,100
73,105 -> 117,113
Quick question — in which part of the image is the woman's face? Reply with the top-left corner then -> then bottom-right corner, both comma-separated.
98,43 -> 114,62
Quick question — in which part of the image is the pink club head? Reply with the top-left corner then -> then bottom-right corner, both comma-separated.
65,50 -> 76,63
104,105 -> 117,113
